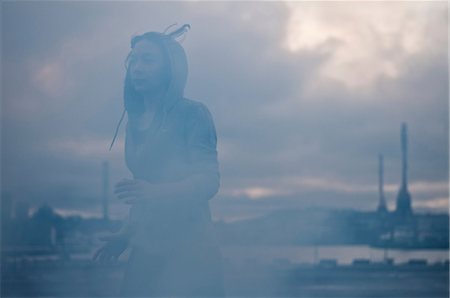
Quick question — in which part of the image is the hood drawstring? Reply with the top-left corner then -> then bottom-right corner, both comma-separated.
109,108 -> 126,151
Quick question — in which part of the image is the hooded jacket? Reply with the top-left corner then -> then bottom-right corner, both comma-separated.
119,31 -> 220,252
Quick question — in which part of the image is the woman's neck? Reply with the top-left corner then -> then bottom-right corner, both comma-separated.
142,86 -> 166,112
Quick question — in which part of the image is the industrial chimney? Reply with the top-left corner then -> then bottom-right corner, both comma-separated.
377,154 -> 388,213
395,123 -> 412,216
102,161 -> 110,221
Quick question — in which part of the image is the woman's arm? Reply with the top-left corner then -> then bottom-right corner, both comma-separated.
117,215 -> 133,236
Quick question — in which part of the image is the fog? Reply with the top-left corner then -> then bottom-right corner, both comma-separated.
1,1 -> 448,297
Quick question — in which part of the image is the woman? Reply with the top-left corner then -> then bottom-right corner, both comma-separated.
93,25 -> 225,297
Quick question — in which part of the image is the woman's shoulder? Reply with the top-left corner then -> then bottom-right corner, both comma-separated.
175,98 -> 214,122
172,99 -> 217,137
177,97 -> 210,113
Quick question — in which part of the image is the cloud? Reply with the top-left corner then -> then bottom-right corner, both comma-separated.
32,61 -> 68,98
413,197 -> 449,210
47,137 -> 123,160
223,186 -> 294,200
2,1 -> 448,219
220,176 -> 448,200
284,2 -> 447,89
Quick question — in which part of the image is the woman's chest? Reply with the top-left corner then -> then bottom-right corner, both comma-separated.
125,114 -> 190,179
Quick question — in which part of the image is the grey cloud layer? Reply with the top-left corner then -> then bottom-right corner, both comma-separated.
2,2 -> 448,217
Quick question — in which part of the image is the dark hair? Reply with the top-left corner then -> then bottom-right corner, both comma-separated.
123,25 -> 191,116
123,35 -> 170,116
110,24 -> 190,151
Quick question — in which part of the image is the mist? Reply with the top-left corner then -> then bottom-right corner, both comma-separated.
1,1 -> 448,297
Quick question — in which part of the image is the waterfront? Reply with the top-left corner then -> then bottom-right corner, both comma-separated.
221,245 -> 449,266
2,249 -> 448,297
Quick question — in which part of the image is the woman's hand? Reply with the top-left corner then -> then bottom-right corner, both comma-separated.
114,178 -> 153,204
92,234 -> 128,264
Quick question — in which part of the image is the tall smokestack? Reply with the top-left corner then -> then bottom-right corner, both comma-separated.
395,123 -> 412,216
377,154 -> 388,213
102,161 -> 109,221
401,123 -> 408,188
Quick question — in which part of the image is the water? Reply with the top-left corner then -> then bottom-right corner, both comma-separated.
221,245 -> 449,265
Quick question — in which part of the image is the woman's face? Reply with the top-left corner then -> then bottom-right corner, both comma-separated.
128,39 -> 170,94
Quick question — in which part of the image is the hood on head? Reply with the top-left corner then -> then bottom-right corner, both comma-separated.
159,32 -> 189,113
109,24 -> 190,151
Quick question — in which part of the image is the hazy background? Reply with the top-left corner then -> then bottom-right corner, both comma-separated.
2,1 -> 448,222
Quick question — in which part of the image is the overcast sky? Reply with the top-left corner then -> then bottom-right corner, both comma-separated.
2,1 -> 448,221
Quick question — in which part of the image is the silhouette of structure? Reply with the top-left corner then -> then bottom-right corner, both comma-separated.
395,123 -> 413,216
377,155 -> 388,213
101,161 -> 109,221
2,192 -> 13,221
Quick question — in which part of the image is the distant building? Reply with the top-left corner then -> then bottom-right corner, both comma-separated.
1,192 -> 13,222
15,200 -> 30,220
372,123 -> 442,247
